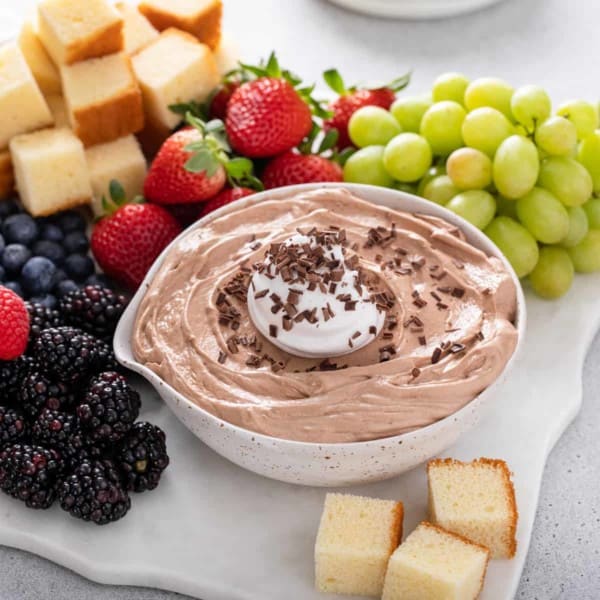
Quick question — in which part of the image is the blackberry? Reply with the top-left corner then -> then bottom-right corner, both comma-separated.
26,302 -> 64,348
20,372 -> 76,420
117,422 -> 169,493
33,327 -> 115,383
0,356 -> 37,405
77,372 -> 140,444
60,286 -> 128,339
0,406 -> 28,445
0,444 -> 62,509
58,458 -> 130,525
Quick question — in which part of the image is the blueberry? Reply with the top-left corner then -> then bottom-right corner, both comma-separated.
2,244 -> 31,274
0,233 -> 4,256
40,223 -> 64,243
3,281 -> 24,297
20,257 -> 57,295
63,230 -> 89,254
53,268 -> 67,283
29,294 -> 58,309
0,265 -> 4,281
56,210 -> 86,233
2,214 -> 39,245
85,273 -> 112,288
0,199 -> 19,219
32,240 -> 66,265
55,279 -> 79,297
64,253 -> 94,282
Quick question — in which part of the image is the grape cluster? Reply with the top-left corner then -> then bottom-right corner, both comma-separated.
342,74 -> 600,299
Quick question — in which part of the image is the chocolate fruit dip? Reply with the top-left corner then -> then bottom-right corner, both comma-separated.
132,188 -> 518,443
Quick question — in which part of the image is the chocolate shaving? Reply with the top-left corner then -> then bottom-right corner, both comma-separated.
431,347 -> 442,364
218,351 -> 227,364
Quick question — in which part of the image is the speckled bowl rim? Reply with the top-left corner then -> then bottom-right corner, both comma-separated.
114,183 -> 526,450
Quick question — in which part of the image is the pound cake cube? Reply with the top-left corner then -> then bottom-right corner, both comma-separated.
86,135 -> 147,217
10,128 -> 92,217
213,34 -> 239,75
61,52 -> 144,147
315,493 -> 403,597
45,94 -> 70,128
18,21 -> 61,95
0,44 -> 54,149
0,151 -> 15,200
427,458 -> 518,559
37,0 -> 123,66
139,0 -> 222,50
115,2 -> 159,55
132,29 -> 218,132
382,521 -> 490,600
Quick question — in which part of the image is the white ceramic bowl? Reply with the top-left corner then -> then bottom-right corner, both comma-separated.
326,0 -> 505,19
114,183 -> 526,487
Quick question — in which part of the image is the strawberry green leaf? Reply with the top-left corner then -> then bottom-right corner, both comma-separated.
169,101 -> 208,120
109,179 -> 126,205
132,195 -> 145,204
282,69 -> 302,87
336,146 -> 356,167
264,51 -> 281,78
226,157 -> 253,179
323,69 -> 347,95
385,72 -> 412,92
238,62 -> 268,78
245,174 -> 265,192
318,129 -> 339,154
185,150 -> 219,176
184,141 -> 206,152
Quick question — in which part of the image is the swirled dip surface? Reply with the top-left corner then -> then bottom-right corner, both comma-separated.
132,188 -> 518,443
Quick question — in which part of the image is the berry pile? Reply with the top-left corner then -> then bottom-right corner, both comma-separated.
0,286 -> 169,525
0,198 -> 112,309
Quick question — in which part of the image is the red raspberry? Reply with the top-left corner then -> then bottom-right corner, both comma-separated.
0,286 -> 30,360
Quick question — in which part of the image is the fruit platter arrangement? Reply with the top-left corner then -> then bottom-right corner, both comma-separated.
0,0 -> 600,599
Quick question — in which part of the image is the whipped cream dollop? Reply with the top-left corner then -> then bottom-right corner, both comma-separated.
247,229 -> 386,358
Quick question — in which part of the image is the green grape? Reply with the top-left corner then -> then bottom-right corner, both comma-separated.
534,116 -> 577,156
559,206 -> 589,248
529,247 -> 574,299
343,146 -> 394,187
496,195 -> 519,219
422,175 -> 459,205
348,106 -> 402,148
484,216 -> 539,278
567,229 -> 600,272
510,85 -> 551,130
462,107 -> 514,157
557,100 -> 599,139
446,190 -> 496,230
492,135 -> 539,199
577,130 -> 600,192
464,77 -> 514,119
417,164 -> 447,195
583,197 -> 600,229
420,101 -> 466,156
432,72 -> 470,105
383,133 -> 432,182
393,181 -> 418,195
390,95 -> 432,133
446,147 -> 493,190
538,156 -> 593,207
515,187 -> 569,244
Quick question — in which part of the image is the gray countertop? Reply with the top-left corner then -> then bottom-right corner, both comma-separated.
1,0 -> 600,597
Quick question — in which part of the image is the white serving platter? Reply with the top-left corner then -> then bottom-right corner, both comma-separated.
1,257 -> 598,600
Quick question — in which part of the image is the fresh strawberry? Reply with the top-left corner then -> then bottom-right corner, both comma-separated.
225,53 -> 318,158
0,286 -> 30,360
144,127 -> 227,205
199,187 -> 255,219
91,181 -> 182,290
209,81 -> 240,120
262,151 -> 343,189
322,69 -> 411,149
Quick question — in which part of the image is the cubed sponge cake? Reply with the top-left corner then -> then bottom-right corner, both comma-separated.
0,44 -> 54,150
18,21 -> 61,95
61,52 -> 144,147
115,2 -> 159,55
37,0 -> 123,65
86,135 -> 147,217
0,151 -> 15,200
139,0 -> 222,50
315,493 -> 403,597
427,458 -> 518,559
46,94 -> 70,128
10,128 -> 92,217
132,28 -> 218,132
382,521 -> 490,600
